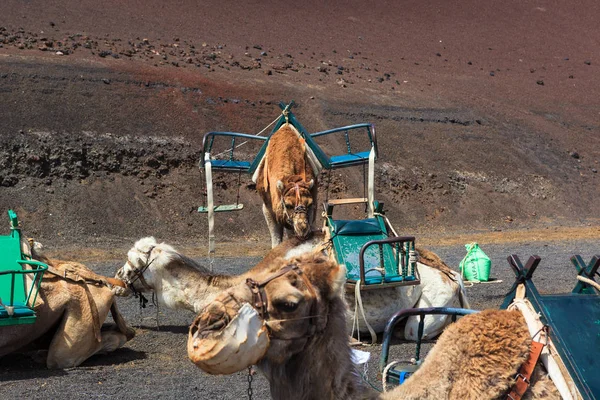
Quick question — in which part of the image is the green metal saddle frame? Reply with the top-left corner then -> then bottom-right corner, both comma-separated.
200,101 -> 378,174
324,198 -> 419,290
501,255 -> 600,399
0,210 -> 48,326
199,101 -> 378,214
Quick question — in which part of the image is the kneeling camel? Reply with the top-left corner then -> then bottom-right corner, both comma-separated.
0,242 -> 134,368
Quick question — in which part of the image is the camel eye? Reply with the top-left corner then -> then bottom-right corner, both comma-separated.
274,301 -> 299,313
285,204 -> 294,209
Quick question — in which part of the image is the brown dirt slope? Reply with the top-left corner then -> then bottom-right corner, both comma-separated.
1,1 -> 600,251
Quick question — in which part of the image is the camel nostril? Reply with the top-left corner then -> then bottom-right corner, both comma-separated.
191,302 -> 230,338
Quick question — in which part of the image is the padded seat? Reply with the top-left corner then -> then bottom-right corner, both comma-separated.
538,294 -> 600,396
331,218 -> 383,236
0,233 -> 28,307
329,151 -> 371,168
328,216 -> 409,285
0,210 -> 46,326
211,159 -> 251,171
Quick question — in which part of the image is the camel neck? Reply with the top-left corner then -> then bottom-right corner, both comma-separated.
259,298 -> 377,400
150,258 -> 250,313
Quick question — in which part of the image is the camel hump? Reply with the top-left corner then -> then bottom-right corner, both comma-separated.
416,247 -> 455,276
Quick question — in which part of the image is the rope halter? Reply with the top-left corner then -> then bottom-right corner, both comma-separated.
281,183 -> 309,228
244,264 -> 322,340
124,246 -> 156,293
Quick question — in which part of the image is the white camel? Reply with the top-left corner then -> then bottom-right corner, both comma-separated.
115,235 -> 467,340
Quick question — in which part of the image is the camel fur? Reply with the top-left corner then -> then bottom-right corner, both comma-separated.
189,254 -> 559,400
255,123 -> 318,248
0,242 -> 134,368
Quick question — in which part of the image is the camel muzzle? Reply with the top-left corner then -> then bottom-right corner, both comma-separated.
187,302 -> 269,375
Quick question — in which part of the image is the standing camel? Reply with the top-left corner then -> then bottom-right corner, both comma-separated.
254,123 -> 318,248
188,253 -> 558,399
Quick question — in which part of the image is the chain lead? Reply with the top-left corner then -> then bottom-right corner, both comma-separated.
247,366 -> 254,400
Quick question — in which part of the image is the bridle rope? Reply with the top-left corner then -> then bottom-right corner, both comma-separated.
281,183 -> 309,227
123,246 -> 161,328
245,264 -> 323,340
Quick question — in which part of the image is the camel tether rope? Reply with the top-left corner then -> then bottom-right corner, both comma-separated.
577,275 -> 600,291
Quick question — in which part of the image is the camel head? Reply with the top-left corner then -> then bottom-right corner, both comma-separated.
188,253 -> 346,374
115,236 -> 175,294
276,175 -> 315,239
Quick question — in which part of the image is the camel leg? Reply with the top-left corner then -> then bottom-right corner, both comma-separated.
46,291 -> 128,368
263,204 -> 283,248
110,301 -> 135,340
95,326 -> 130,355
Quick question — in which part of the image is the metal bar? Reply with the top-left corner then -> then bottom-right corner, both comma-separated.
344,130 -> 351,154
10,272 -> 15,306
310,123 -> 373,137
379,307 -> 478,373
359,237 -> 415,287
229,137 -> 236,161
524,255 -> 541,279
415,315 -> 425,361
202,132 -> 268,154
325,198 -> 368,206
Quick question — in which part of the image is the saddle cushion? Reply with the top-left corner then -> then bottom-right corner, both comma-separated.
331,218 -> 383,236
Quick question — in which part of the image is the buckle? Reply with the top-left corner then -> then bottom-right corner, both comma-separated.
514,373 -> 530,384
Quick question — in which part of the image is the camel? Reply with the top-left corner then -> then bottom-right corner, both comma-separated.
115,236 -> 466,340
113,235 -> 324,313
188,253 -> 559,400
115,236 -> 467,341
254,123 -> 319,248
0,241 -> 135,368
346,247 -> 469,341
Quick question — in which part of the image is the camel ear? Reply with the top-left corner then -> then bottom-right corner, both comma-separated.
328,264 -> 347,299
276,180 -> 284,193
308,179 -> 314,189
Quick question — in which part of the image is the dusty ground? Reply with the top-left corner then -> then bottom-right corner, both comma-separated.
1,240 -> 597,399
1,1 -> 600,398
1,0 -> 599,249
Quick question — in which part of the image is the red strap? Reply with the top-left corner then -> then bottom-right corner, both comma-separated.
507,340 -> 545,400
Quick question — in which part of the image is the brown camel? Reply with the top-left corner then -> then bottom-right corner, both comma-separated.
255,123 -> 318,248
0,242 -> 134,368
188,254 -> 559,400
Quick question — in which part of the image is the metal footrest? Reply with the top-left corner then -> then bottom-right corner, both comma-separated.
198,204 -> 244,213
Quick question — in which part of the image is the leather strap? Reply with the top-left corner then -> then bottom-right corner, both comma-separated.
507,340 -> 545,400
245,264 -> 320,334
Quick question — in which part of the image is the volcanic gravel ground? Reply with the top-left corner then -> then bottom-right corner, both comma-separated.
1,239 -> 597,399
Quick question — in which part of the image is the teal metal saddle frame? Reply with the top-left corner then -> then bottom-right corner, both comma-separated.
200,101 -> 378,174
0,210 -> 48,326
501,254 -> 600,399
324,198 -> 420,290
